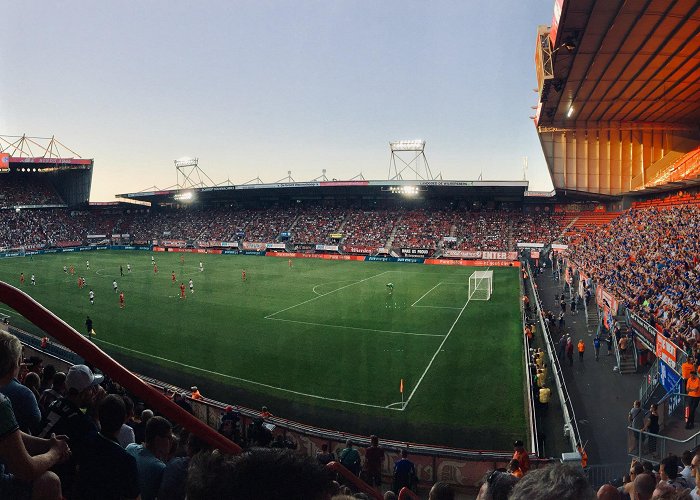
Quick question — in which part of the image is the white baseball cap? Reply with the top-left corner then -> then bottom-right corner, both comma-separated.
66,364 -> 104,392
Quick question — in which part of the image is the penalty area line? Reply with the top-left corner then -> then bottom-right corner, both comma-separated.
93,338 -> 401,411
402,266 -> 491,410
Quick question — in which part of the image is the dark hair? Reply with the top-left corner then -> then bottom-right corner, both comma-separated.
186,433 -> 210,457
122,395 -> 134,417
52,372 -> 66,389
145,416 -> 172,444
98,394 -> 126,435
42,364 -> 56,383
429,481 -> 455,500
483,470 -> 519,500
187,448 -> 334,500
509,463 -> 593,500
682,450 -> 693,466
661,455 -> 679,479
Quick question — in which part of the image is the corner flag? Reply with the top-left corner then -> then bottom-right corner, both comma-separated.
400,379 -> 404,394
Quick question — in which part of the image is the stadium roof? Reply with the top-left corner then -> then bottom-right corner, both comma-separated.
534,0 -> 700,196
117,179 -> 533,205
538,0 -> 699,128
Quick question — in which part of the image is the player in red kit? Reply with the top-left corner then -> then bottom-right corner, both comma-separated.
154,264 -> 158,274
19,273 -> 25,285
242,269 -> 247,281
172,271 -> 176,284
119,291 -> 125,309
180,283 -> 186,299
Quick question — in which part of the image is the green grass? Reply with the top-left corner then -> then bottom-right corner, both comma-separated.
0,251 -> 526,449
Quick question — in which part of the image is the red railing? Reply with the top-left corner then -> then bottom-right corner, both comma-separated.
0,281 -> 241,454
325,462 -> 383,500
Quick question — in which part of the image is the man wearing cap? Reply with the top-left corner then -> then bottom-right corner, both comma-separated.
38,364 -> 103,497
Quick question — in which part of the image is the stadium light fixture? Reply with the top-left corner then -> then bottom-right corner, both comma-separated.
390,140 -> 426,152
388,185 -> 420,196
174,191 -> 194,202
174,158 -> 198,168
567,107 -> 574,118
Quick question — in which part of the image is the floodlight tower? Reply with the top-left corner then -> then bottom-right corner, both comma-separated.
388,140 -> 437,180
175,158 -> 216,189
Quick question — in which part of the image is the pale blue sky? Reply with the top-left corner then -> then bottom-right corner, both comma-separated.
1,1 -> 555,201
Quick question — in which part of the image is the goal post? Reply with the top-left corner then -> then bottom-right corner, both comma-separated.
469,270 -> 493,301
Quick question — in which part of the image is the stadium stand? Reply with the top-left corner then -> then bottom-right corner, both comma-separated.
566,205 -> 700,352
0,174 -> 64,208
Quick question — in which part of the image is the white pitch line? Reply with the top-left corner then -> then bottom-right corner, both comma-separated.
266,316 -> 444,338
410,282 -> 442,307
413,305 -> 463,310
401,266 -> 491,410
265,270 -> 390,318
93,338 -> 401,410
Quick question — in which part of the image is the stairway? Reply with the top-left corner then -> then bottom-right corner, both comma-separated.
615,316 -> 637,374
585,300 -> 599,333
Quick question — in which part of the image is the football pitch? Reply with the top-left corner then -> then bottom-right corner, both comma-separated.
0,251 -> 526,449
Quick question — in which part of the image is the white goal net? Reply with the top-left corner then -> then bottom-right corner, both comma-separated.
468,270 -> 493,301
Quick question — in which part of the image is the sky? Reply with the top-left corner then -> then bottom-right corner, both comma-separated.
1,1 -> 556,202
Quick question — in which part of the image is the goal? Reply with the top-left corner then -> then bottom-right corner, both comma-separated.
468,270 -> 493,301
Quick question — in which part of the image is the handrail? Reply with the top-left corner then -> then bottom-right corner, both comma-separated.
527,262 -> 581,451
613,319 -> 622,374
521,271 -> 540,457
639,358 -> 660,405
325,462 -> 383,500
0,281 -> 241,454
398,486 -> 421,500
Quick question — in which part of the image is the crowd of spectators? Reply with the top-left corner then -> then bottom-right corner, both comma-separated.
0,175 -> 64,208
566,205 -> 700,351
0,205 -> 568,252
392,209 -> 454,250
289,206 -> 347,245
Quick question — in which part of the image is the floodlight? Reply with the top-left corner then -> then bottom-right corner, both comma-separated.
174,191 -> 194,202
390,140 -> 426,152
567,107 -> 574,118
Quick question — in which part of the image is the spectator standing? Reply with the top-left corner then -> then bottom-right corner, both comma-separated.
593,336 -> 601,361
687,371 -> 700,429
316,443 -> 335,466
643,403 -> 660,456
392,448 -> 417,494
117,396 -> 136,448
364,435 -> 385,489
512,440 -> 531,474
628,400 -> 645,452
73,394 -> 140,500
132,409 -> 153,445
577,339 -> 585,362
566,337 -> 574,366
157,433 -> 209,500
126,416 -> 173,500
339,439 -> 361,476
